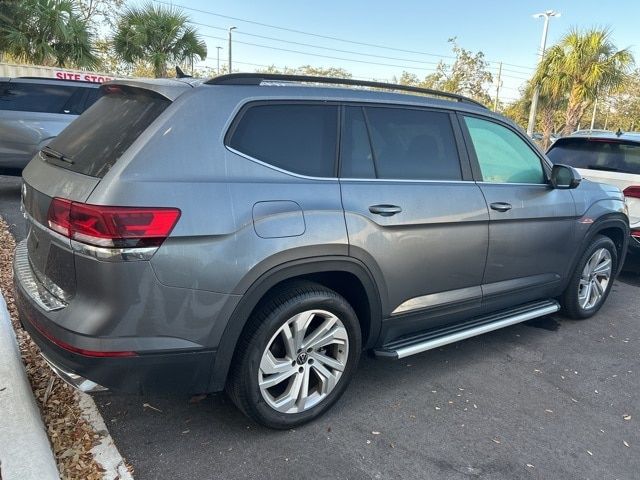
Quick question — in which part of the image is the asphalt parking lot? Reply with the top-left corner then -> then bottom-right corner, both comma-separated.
1,174 -> 638,480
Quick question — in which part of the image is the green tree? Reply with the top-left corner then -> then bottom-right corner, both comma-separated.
112,3 -> 207,78
78,0 -> 125,29
395,39 -> 493,103
257,64 -> 352,78
605,69 -> 640,131
533,28 -> 634,135
423,38 -> 493,103
0,0 -> 98,68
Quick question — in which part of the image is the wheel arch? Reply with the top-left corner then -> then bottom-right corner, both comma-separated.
564,213 -> 630,289
208,256 -> 383,391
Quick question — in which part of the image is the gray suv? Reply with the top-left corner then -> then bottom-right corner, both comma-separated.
14,74 -> 629,429
0,77 -> 101,171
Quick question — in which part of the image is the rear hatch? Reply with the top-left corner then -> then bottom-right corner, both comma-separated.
20,80 -> 184,304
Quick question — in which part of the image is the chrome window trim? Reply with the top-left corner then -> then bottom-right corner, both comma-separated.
475,181 -> 550,187
226,146 -> 476,184
225,146 -> 339,182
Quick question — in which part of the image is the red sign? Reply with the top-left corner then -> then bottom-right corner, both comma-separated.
54,71 -> 114,83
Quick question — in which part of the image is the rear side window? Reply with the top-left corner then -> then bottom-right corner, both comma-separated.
0,82 -> 80,113
228,104 -> 338,177
347,106 -> 461,180
464,116 -> 545,184
45,86 -> 170,178
547,138 -> 640,175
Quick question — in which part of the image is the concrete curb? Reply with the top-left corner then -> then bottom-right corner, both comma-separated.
0,293 -> 59,480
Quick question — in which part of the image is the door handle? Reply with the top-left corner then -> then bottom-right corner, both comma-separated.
490,202 -> 512,212
369,204 -> 402,216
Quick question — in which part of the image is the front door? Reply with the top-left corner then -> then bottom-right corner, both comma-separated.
460,114 -> 577,311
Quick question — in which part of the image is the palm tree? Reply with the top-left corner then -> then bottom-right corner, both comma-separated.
533,28 -> 634,135
0,0 -> 98,68
112,3 -> 207,78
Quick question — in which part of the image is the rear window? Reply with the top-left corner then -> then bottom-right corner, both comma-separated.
45,86 -> 170,178
547,138 -> 640,175
227,103 -> 338,177
0,81 -> 81,113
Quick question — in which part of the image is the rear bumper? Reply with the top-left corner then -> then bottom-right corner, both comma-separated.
16,286 -> 216,394
14,253 -> 218,395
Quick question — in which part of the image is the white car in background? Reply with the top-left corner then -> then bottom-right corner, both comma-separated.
547,130 -> 640,270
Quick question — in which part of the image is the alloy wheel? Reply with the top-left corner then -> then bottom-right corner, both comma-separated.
578,248 -> 612,310
258,309 -> 349,414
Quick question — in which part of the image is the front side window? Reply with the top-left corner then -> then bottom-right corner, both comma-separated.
464,116 -> 545,184
357,106 -> 462,181
228,104 -> 338,178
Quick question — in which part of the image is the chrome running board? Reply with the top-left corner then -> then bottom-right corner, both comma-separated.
375,299 -> 560,359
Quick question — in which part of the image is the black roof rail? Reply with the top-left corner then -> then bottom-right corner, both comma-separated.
206,73 -> 487,108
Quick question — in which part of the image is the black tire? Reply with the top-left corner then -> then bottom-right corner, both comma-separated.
226,281 -> 361,429
561,235 -> 618,319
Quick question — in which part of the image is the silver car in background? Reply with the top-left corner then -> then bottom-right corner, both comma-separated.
0,77 -> 101,171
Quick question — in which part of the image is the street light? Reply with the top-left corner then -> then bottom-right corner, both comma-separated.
228,26 -> 237,73
526,10 -> 560,137
216,46 -> 222,75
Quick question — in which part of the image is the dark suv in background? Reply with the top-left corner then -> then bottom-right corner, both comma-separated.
0,77 -> 101,172
14,74 -> 629,428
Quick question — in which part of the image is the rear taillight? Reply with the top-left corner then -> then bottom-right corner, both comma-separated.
624,186 -> 640,199
47,198 -> 180,248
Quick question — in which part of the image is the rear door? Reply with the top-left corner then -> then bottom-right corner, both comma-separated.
460,114 -> 577,311
339,105 -> 489,340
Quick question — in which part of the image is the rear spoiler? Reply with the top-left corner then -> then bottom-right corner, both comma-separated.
100,78 -> 201,101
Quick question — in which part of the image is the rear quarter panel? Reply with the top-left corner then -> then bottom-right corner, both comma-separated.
85,87 -> 349,296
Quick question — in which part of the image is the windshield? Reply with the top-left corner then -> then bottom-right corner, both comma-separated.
45,85 -> 170,178
547,138 -> 640,175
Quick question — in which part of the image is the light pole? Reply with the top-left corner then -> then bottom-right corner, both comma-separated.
228,26 -> 237,73
526,10 -> 560,137
216,46 -> 222,75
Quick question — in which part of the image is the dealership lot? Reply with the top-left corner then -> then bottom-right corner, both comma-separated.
1,174 -> 638,480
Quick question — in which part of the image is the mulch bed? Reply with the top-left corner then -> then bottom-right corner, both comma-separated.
0,216 -> 106,480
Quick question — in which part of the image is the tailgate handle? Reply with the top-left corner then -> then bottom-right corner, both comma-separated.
369,204 -> 402,216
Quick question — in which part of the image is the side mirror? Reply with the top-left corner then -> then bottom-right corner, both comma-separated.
550,164 -> 581,189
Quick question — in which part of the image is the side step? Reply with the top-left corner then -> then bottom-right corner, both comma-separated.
375,299 -> 560,359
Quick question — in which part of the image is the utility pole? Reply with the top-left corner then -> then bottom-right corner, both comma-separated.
590,92 -> 598,130
494,62 -> 502,111
216,46 -> 222,75
526,10 -> 560,137
228,27 -> 237,73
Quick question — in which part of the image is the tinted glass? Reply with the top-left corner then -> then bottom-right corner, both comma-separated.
229,104 -> 338,177
363,107 -> 461,180
83,87 -> 104,112
0,82 -> 80,113
464,116 -> 545,184
547,138 -> 640,175
46,87 -> 170,178
340,106 -> 375,178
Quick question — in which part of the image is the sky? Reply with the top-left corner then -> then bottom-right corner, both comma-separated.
146,0 -> 640,103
